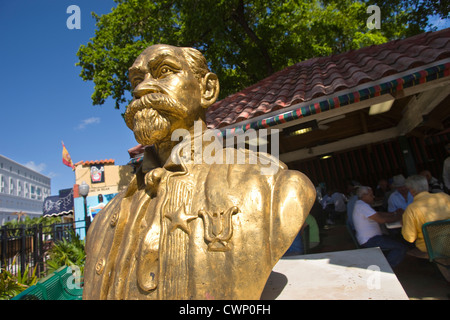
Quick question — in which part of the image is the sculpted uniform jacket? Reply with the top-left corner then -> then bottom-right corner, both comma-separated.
83,141 -> 315,300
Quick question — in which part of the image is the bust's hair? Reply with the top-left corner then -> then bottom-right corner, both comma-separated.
181,47 -> 210,80
405,175 -> 428,193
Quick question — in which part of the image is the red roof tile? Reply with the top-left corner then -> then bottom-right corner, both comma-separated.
206,28 -> 450,129
75,159 -> 115,166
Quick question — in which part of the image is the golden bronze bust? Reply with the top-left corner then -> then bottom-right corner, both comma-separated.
83,44 -> 315,300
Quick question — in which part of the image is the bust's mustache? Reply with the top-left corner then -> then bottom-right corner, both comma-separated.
124,92 -> 188,130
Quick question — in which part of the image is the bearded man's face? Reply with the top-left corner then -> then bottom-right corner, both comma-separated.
124,44 -> 203,146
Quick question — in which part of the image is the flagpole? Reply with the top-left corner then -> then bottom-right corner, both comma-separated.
61,140 -> 79,225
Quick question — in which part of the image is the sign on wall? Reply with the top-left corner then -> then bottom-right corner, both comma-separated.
90,165 -> 104,183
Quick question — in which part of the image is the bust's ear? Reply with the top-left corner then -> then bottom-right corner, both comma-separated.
200,73 -> 220,109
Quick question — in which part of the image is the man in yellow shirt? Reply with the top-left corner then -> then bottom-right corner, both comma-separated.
402,175 -> 450,253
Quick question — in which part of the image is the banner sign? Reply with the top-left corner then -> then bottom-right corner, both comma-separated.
90,165 -> 105,183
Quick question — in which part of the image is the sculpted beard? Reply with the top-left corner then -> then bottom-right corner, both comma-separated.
124,93 -> 188,146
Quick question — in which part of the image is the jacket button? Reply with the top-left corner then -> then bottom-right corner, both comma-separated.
110,213 -> 119,227
95,258 -> 105,275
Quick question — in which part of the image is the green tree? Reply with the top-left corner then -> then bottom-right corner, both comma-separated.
3,216 -> 62,236
77,0 -> 449,111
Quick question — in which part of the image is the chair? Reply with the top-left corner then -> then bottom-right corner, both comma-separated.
12,266 -> 83,300
422,219 -> 450,281
346,220 -> 360,249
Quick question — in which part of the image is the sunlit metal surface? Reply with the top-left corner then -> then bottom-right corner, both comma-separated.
83,45 -> 315,300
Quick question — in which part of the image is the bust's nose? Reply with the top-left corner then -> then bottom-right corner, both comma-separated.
133,74 -> 161,99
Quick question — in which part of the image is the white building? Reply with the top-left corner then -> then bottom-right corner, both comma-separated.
0,154 -> 51,225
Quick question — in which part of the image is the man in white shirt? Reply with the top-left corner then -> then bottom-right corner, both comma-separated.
353,186 -> 407,268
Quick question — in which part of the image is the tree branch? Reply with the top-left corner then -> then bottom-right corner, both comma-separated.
231,0 -> 274,76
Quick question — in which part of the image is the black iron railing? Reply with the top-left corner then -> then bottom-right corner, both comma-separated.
0,222 -> 86,277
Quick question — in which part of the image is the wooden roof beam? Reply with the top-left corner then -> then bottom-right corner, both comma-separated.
397,86 -> 449,135
280,127 -> 399,163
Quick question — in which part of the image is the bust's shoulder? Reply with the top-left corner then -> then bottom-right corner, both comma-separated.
274,168 -> 315,194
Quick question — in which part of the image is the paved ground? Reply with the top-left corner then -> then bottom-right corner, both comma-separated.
309,223 -> 450,300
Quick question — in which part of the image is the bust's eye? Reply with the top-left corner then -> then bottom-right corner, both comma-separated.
157,65 -> 174,78
160,67 -> 170,75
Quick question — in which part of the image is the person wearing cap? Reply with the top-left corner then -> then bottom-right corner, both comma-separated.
387,174 -> 413,213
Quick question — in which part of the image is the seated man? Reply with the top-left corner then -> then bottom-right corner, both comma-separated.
353,186 -> 407,268
419,170 -> 444,194
388,174 -> 413,212
331,189 -> 347,223
402,175 -> 450,255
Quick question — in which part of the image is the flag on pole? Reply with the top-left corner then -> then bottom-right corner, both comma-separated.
62,141 -> 75,170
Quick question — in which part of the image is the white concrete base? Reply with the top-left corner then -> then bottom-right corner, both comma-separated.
261,247 -> 409,300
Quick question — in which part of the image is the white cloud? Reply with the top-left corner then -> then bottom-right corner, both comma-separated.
25,161 -> 46,173
46,172 -> 58,178
77,117 -> 101,129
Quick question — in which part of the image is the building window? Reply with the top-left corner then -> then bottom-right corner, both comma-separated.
30,185 -> 36,199
24,182 -> 29,198
0,175 -> 4,193
9,177 -> 14,195
42,188 -> 49,199
17,180 -> 22,197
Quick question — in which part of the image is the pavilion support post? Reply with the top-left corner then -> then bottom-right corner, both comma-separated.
398,136 -> 417,176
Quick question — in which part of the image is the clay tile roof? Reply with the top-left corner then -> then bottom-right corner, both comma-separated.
75,159 -> 115,166
206,28 -> 450,130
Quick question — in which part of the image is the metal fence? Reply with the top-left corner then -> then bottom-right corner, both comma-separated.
0,221 -> 86,277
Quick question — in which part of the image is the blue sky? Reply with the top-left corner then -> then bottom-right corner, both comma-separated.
0,1 -> 448,196
0,0 -> 137,194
